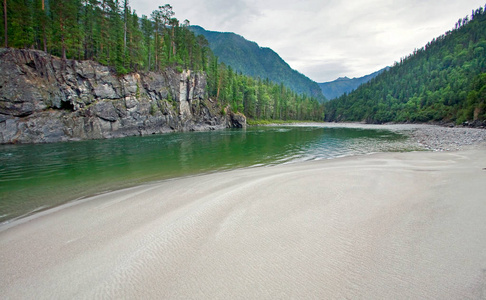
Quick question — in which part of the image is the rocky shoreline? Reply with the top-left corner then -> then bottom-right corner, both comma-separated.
284,122 -> 486,152
0,48 -> 245,144
405,125 -> 486,151
1,48 -> 483,147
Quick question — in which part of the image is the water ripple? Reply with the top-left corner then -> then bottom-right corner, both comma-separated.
0,126 -> 411,222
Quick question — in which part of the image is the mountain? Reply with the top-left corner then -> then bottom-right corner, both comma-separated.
325,6 -> 486,125
319,68 -> 388,100
190,26 -> 325,100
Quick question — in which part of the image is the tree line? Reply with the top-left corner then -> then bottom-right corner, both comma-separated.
0,0 -> 324,121
1,1 -> 211,73
207,61 -> 324,121
325,6 -> 486,124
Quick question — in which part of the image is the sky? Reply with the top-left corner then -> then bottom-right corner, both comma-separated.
129,0 -> 485,82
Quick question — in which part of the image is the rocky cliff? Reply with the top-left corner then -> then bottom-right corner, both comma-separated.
0,48 -> 245,144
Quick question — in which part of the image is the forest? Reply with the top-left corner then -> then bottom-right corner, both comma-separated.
207,60 -> 324,121
190,25 -> 325,100
0,0 -> 323,121
4,2 -> 484,125
325,6 -> 486,124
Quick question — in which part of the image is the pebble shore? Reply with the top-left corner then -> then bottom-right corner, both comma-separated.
405,125 -> 486,151
287,122 -> 486,152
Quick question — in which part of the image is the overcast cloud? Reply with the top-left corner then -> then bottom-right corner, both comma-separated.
130,0 -> 485,82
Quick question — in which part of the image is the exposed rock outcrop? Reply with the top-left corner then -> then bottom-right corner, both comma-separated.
226,109 -> 247,128
0,48 -> 245,144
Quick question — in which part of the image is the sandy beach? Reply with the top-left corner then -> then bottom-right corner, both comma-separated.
1,130 -> 486,298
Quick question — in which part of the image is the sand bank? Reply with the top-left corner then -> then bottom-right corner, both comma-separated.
1,148 -> 486,298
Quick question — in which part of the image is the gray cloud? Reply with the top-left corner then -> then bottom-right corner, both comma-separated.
130,0 -> 485,82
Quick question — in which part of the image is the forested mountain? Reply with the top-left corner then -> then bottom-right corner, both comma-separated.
319,68 -> 388,100
190,26 -> 325,100
0,1 -> 324,123
325,6 -> 486,124
205,63 -> 324,121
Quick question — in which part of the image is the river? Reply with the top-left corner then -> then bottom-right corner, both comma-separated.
0,125 -> 413,223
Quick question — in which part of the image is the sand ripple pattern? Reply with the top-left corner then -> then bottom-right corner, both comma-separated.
1,149 -> 486,299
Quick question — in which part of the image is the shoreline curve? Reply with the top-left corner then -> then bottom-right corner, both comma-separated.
1,146 -> 486,298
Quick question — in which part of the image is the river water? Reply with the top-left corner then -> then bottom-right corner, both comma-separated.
0,126 -> 413,223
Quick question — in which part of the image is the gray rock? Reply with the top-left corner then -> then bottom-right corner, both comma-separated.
94,101 -> 119,122
0,48 -> 246,144
227,110 -> 247,129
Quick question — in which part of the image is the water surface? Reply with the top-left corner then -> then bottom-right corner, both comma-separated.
0,126 -> 410,223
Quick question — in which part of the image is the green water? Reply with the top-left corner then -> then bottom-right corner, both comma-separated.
0,126 -> 409,223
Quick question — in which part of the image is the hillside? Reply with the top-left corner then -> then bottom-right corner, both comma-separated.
0,1 -> 327,136
319,68 -> 388,99
325,6 -> 486,125
190,26 -> 325,100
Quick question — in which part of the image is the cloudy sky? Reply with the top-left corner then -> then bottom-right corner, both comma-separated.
129,0 -> 485,82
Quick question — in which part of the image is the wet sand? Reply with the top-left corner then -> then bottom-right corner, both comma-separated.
1,148 -> 486,298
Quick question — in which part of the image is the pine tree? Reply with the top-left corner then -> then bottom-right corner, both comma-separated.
141,14 -> 152,70
2,0 -> 7,47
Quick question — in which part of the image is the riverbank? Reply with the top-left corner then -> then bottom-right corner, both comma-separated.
282,122 -> 486,151
1,126 -> 486,298
0,124 -> 413,224
0,48 -> 246,144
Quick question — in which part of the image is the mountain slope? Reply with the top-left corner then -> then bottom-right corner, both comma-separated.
319,68 -> 388,99
190,26 -> 325,100
324,6 -> 486,124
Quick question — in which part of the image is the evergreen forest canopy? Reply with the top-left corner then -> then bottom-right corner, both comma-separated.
190,26 -> 325,100
325,6 -> 486,124
2,2 -> 486,125
0,0 -> 324,121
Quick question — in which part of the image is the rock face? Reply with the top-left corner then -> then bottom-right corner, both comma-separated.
0,48 -> 246,144
226,110 -> 247,128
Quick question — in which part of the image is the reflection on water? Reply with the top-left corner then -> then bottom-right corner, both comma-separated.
0,126 -> 410,223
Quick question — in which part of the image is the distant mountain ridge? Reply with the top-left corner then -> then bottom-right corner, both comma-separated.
190,26 -> 325,100
324,6 -> 486,124
319,68 -> 388,99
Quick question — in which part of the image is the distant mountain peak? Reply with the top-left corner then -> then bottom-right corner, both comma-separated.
319,68 -> 387,100
190,25 -> 325,100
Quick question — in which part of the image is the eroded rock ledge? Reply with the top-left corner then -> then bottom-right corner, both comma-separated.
0,48 -> 245,144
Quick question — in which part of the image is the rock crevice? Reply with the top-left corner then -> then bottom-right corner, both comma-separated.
0,48 -> 246,144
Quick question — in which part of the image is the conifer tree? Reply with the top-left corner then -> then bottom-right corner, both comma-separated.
0,0 -> 325,122
3,0 -> 7,47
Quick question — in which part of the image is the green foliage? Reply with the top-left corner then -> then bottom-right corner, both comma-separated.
247,119 -> 313,126
190,26 -> 325,100
1,1 -> 325,122
325,6 -> 486,124
206,61 -> 325,121
0,0 -> 212,73
150,102 -> 157,116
